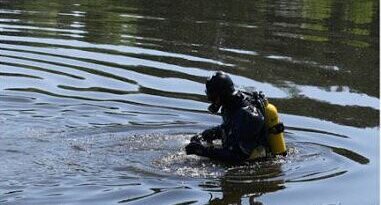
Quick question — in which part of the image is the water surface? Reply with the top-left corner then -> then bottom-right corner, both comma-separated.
0,0 -> 379,204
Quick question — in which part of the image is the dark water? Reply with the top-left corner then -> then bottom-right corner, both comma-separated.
0,0 -> 379,204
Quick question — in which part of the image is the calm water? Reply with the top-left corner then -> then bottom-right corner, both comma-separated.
0,0 -> 379,204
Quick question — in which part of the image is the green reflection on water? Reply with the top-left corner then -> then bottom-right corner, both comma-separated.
302,0 -> 332,20
0,0 -> 379,128
348,0 -> 374,24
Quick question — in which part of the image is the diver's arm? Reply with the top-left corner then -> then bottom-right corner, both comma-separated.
185,141 -> 245,161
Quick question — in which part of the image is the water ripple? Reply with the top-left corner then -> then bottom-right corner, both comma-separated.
0,1 -> 378,204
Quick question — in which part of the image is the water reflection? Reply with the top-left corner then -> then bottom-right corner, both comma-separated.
209,163 -> 285,204
1,0 -> 378,128
0,0 -> 379,204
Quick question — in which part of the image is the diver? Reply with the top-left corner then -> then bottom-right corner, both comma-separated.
185,71 -> 286,162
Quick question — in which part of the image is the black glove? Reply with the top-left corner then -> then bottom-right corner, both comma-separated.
185,142 -> 206,155
190,135 -> 202,143
201,127 -> 218,142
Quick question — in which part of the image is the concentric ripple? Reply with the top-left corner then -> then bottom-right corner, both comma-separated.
0,0 -> 379,204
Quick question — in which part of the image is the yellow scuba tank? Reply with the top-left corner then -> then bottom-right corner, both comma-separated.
264,101 -> 287,155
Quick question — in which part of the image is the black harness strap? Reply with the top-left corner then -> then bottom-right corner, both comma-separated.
268,122 -> 284,134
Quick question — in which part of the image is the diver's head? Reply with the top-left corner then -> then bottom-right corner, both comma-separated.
205,71 -> 235,113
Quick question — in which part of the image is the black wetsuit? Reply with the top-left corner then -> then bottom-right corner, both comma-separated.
198,91 -> 268,161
